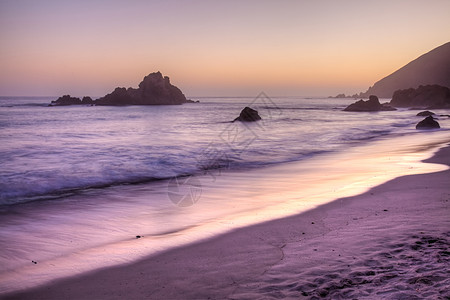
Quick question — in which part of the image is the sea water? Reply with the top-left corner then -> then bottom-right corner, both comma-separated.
0,95 -> 449,293
1,95 -> 442,204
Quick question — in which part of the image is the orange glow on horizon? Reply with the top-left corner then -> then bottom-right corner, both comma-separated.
1,1 -> 449,96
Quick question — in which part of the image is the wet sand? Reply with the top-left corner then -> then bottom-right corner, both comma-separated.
3,145 -> 449,299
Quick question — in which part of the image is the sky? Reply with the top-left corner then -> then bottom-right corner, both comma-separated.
0,0 -> 449,97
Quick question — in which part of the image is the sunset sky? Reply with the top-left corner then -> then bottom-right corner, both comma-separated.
1,0 -> 449,97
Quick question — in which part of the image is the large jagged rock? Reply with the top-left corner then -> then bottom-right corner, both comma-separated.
416,116 -> 440,129
389,85 -> 450,109
51,72 -> 189,106
233,107 -> 261,122
360,42 -> 450,98
343,95 -> 396,112
96,72 -> 187,105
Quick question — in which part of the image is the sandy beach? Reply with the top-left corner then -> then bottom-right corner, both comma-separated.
2,143 -> 448,299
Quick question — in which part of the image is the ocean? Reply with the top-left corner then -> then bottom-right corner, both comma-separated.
0,94 -> 432,204
0,95 -> 449,293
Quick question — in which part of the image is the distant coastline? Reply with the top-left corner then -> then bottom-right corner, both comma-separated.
332,41 -> 450,99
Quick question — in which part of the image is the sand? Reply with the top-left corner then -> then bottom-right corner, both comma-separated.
2,145 -> 450,300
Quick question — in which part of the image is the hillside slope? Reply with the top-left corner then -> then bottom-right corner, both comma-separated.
361,42 -> 450,98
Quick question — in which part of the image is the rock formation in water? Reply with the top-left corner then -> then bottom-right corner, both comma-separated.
416,111 -> 435,117
81,97 -> 94,105
416,116 -> 440,129
389,85 -> 450,109
343,95 -> 396,112
360,42 -> 450,98
96,72 -> 187,105
50,95 -> 81,106
330,93 -> 361,99
234,107 -> 261,122
50,72 -> 192,106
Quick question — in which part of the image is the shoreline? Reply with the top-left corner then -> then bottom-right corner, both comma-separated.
0,131 -> 448,295
3,143 -> 450,299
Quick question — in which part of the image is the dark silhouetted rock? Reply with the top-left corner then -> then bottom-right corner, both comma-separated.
360,42 -> 450,98
416,116 -> 440,129
390,85 -> 450,109
330,93 -> 362,99
234,107 -> 261,122
51,72 -> 189,106
96,87 -> 135,106
95,72 -> 187,105
50,95 -> 95,106
344,95 -> 380,111
416,110 -> 435,116
81,96 -> 94,105
343,95 -> 396,112
50,95 -> 82,106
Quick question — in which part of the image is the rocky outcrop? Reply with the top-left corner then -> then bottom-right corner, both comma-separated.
50,95 -> 80,106
343,95 -> 396,112
49,95 -> 94,106
416,111 -> 435,116
330,93 -> 361,99
50,72 -> 189,106
95,72 -> 187,105
416,116 -> 440,129
389,85 -> 450,109
360,42 -> 450,98
95,87 -> 133,106
234,107 -> 261,122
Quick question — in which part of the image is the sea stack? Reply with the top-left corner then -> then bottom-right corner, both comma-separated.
50,72 -> 189,106
96,72 -> 187,105
343,95 -> 396,112
234,107 -> 262,122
